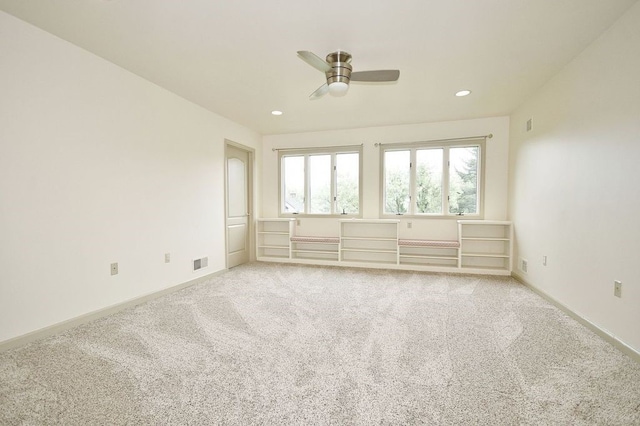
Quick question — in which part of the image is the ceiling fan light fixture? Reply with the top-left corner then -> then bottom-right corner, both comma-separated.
297,50 -> 399,100
329,81 -> 349,97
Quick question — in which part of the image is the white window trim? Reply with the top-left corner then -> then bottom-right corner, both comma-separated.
278,145 -> 363,218
379,138 -> 486,219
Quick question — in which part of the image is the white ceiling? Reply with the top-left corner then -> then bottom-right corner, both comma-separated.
1,0 -> 637,135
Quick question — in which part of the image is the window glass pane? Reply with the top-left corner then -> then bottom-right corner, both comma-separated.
336,153 -> 359,214
309,154 -> 331,214
282,156 -> 304,213
416,148 -> 443,214
384,150 -> 410,214
449,146 -> 479,214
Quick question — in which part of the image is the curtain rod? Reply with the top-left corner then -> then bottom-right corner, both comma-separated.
374,133 -> 492,147
272,143 -> 363,152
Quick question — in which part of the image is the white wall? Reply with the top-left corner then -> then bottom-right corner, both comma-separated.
262,117 -> 510,240
0,12 -> 261,343
509,2 -> 640,352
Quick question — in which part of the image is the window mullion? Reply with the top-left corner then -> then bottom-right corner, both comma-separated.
331,154 -> 337,215
443,148 -> 450,215
410,149 -> 417,215
304,155 -> 309,214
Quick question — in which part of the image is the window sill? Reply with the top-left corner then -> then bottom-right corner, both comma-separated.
380,214 -> 484,220
279,214 -> 363,219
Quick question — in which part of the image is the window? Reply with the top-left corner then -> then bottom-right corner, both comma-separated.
381,139 -> 483,217
280,147 -> 361,216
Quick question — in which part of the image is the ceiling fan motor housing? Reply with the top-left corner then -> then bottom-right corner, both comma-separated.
325,51 -> 352,85
296,49 -> 399,99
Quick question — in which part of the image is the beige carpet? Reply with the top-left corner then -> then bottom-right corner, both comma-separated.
1,262 -> 639,425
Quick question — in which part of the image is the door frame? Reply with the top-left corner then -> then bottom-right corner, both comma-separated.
224,140 -> 255,268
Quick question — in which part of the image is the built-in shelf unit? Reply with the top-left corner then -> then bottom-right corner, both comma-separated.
256,218 -> 513,276
458,220 -> 513,273
290,236 -> 340,262
256,219 -> 295,260
398,239 -> 460,268
339,220 -> 399,264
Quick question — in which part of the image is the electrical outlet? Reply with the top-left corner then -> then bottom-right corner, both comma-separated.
542,255 -> 547,266
521,259 -> 528,273
165,253 -> 170,263
407,222 -> 412,229
526,118 -> 533,132
110,262 -> 118,276
614,280 -> 622,298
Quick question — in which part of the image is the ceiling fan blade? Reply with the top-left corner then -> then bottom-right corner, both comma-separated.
351,70 -> 400,82
309,83 -> 329,100
297,51 -> 331,73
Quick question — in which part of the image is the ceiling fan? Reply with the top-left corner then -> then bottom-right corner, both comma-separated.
297,50 -> 400,100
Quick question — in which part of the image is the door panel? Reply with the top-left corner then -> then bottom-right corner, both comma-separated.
226,145 -> 251,268
227,157 -> 246,217
227,223 -> 247,253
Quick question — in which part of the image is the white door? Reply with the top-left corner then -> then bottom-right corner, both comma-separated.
225,144 -> 251,268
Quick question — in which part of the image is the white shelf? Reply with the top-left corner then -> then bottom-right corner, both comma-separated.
255,218 -> 513,276
461,265 -> 509,272
458,220 -> 513,273
341,236 -> 397,241
461,253 -> 510,258
292,249 -> 339,255
457,220 -> 511,225
290,237 -> 340,261
340,220 -> 399,264
339,219 -> 401,224
400,254 -> 459,260
341,248 -> 397,254
461,237 -> 509,241
256,219 -> 295,260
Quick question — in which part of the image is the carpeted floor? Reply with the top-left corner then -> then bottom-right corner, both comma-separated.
1,262 -> 639,425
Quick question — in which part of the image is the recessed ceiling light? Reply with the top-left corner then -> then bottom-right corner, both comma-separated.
271,110 -> 283,116
455,90 -> 472,97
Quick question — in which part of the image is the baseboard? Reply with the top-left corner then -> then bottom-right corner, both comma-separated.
0,269 -> 228,353
511,271 -> 640,364
258,257 -> 512,276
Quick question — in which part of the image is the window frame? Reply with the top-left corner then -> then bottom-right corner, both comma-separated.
379,138 -> 485,219
278,145 -> 363,218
